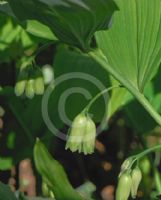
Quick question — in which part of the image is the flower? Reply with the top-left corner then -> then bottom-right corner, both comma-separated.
65,113 -> 96,155
131,167 -> 142,198
116,172 -> 132,200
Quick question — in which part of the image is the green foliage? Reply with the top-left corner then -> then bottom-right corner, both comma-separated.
6,0 -> 117,50
51,47 -> 110,126
0,3 -> 57,40
0,182 -> 17,200
0,157 -> 12,170
96,0 -> 161,92
0,14 -> 35,62
0,1 -> 161,199
0,182 -> 53,200
34,139 -> 85,200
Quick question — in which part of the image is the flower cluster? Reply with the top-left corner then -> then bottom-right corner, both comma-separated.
116,164 -> 142,200
15,66 -> 45,99
65,113 -> 96,155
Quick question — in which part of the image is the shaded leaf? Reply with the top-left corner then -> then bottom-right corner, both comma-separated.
7,0 -> 117,50
47,47 -> 110,132
0,182 -> 17,200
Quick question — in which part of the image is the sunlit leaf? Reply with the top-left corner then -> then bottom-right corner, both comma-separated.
96,0 -> 161,92
0,3 -> 57,40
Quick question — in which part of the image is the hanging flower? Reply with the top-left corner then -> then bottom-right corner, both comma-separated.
131,167 -> 142,198
116,172 -> 132,200
65,113 -> 96,155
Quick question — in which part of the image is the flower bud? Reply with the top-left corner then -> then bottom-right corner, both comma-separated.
116,172 -> 132,200
15,67 -> 28,96
42,65 -> 54,85
131,167 -> 142,198
34,72 -> 45,95
82,117 -> 96,155
25,79 -> 35,99
66,114 -> 87,153
34,77 -> 44,95
65,114 -> 96,155
121,158 -> 133,172
15,80 -> 27,96
119,157 -> 133,177
42,180 -> 50,197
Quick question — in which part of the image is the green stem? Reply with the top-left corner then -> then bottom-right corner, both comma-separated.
126,144 -> 161,170
82,85 -> 121,113
136,144 -> 161,160
32,41 -> 55,59
89,50 -> 161,126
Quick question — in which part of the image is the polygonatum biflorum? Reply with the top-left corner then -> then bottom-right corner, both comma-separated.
116,167 -> 142,200
66,113 -> 96,155
3,0 -> 161,125
116,143 -> 161,200
15,65 -> 45,99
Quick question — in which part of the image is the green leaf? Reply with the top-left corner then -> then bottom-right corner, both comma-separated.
48,47 -> 110,130
34,139 -> 84,200
96,0 -> 161,92
7,0 -> 117,50
107,77 -> 130,119
0,157 -> 13,170
25,20 -> 57,40
0,182 -> 17,200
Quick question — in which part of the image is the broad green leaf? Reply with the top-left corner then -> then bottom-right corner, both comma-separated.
0,182 -> 17,200
48,47 -> 110,130
96,0 -> 161,92
7,0 -> 117,50
34,140 -> 85,200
